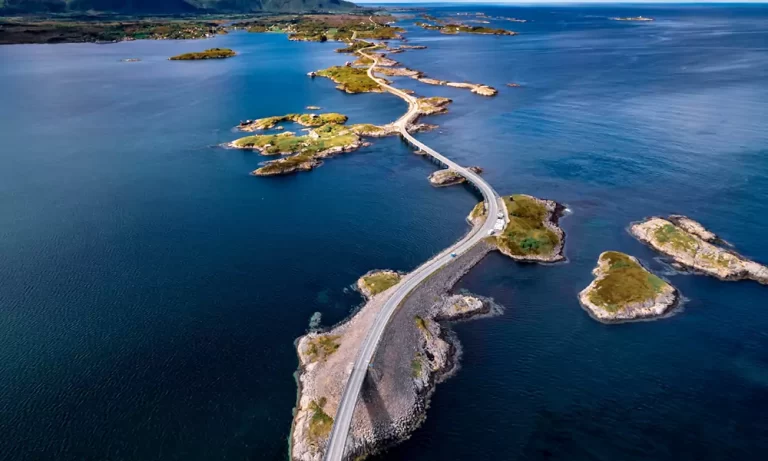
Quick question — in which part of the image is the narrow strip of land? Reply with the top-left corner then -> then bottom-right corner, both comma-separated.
323,36 -> 508,461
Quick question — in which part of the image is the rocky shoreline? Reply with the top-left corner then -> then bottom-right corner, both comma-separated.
291,240 -> 495,461
579,251 -> 679,323
630,216 -> 768,284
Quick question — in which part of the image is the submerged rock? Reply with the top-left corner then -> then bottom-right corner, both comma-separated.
579,251 -> 678,323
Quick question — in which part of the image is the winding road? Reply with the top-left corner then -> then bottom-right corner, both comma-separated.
323,39 -> 507,461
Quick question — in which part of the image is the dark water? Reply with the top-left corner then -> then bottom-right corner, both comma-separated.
1,4 -> 767,461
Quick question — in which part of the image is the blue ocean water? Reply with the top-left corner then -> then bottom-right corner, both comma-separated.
1,4 -> 767,461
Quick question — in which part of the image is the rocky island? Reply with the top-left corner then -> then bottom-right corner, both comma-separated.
228,114 -> 400,176
428,166 -> 482,187
579,251 -> 679,323
169,48 -> 235,60
357,270 -> 402,299
630,216 -> 768,284
610,16 -> 655,22
416,21 -> 517,36
493,194 -> 566,263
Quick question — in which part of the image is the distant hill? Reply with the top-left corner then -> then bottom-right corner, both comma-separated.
0,0 -> 359,14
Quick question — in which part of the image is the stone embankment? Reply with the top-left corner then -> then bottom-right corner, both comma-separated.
630,216 -> 768,284
291,239 -> 495,461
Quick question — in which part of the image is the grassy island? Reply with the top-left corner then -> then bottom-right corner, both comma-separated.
229,113 -> 397,176
579,251 -> 678,322
316,66 -> 382,94
585,252 -> 671,313
630,216 -> 768,284
359,270 -> 402,298
416,22 -> 516,36
170,48 -> 235,60
496,195 -> 564,261
238,113 -> 348,131
237,14 -> 403,43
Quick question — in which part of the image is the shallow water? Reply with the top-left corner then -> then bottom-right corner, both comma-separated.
1,4 -> 767,461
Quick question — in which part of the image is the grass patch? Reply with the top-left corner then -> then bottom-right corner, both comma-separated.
308,398 -> 334,442
361,271 -> 401,296
170,48 -> 235,60
317,66 -> 381,93
336,40 -> 373,53
411,355 -> 423,378
305,335 -> 341,363
496,195 -> 560,257
653,224 -> 699,255
589,251 -> 669,313
470,201 -> 486,220
414,316 -> 430,337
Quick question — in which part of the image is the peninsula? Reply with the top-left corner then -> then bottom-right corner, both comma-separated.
579,251 -> 678,323
630,216 -> 768,284
169,48 -> 235,60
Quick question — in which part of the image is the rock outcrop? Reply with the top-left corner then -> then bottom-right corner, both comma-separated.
579,251 -> 679,323
630,216 -> 768,284
428,169 -> 465,187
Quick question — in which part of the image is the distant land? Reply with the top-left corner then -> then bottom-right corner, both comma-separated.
0,0 -> 358,14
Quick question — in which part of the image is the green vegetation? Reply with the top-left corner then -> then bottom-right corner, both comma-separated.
305,335 -> 340,362
470,202 -> 487,221
416,22 -> 516,36
336,40 -> 374,53
653,224 -> 699,255
588,252 -> 669,313
233,124 -> 357,155
240,113 -> 348,131
496,195 -> 560,257
317,66 -> 381,94
411,355 -> 423,378
0,19 -> 226,45
414,316 -> 429,337
361,271 -> 401,296
236,14 -> 402,44
308,398 -> 334,442
170,48 -> 236,60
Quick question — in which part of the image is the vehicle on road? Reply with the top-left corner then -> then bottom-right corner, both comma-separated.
450,253 -> 457,258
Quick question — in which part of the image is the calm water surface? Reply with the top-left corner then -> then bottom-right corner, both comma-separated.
1,4 -> 767,461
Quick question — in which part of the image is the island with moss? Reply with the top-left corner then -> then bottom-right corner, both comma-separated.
229,114 -> 400,176
491,194 -> 566,262
428,166 -> 482,187
169,48 -> 235,60
630,216 -> 768,284
357,270 -> 402,299
579,251 -> 679,323
416,21 -> 517,36
314,66 -> 385,94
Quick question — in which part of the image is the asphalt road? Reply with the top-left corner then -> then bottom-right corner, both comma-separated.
323,44 -> 507,461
